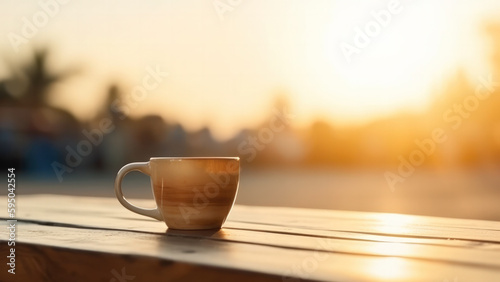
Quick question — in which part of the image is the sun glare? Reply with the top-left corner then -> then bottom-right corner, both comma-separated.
8,0 -> 497,137
321,0 -> 460,122
370,213 -> 415,235
364,257 -> 411,281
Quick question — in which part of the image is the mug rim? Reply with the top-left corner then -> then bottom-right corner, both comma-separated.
150,157 -> 239,161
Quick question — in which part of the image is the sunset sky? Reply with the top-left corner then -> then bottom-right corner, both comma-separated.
1,0 -> 500,139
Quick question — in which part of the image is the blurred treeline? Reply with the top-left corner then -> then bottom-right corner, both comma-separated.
1,24 -> 500,177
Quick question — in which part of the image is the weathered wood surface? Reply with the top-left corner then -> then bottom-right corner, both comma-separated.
1,195 -> 500,282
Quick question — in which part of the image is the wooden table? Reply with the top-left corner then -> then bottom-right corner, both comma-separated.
1,195 -> 500,281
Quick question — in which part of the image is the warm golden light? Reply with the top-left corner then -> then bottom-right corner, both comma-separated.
364,257 -> 411,281
368,242 -> 416,258
359,214 -> 418,280
370,213 -> 415,235
2,1 -> 499,139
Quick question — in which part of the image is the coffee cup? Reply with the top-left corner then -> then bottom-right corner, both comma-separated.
114,157 -> 240,230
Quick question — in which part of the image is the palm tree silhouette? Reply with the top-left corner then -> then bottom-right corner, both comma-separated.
3,46 -> 80,106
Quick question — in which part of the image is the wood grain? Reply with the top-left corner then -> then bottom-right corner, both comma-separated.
2,222 -> 500,282
1,195 -> 500,282
6,242 -> 284,282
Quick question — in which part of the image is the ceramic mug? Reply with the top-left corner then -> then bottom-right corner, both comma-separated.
115,157 -> 240,230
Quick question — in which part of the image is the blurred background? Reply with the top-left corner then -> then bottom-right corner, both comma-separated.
1,0 -> 500,220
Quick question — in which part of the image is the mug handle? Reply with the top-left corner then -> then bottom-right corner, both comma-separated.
114,162 -> 163,221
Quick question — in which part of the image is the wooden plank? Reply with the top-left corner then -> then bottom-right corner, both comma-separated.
229,206 -> 500,243
4,217 -> 500,269
233,205 -> 500,231
6,242 -> 284,282
7,195 -> 500,244
2,222 -> 500,282
2,195 -> 500,281
165,226 -> 500,268
4,195 -> 500,263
